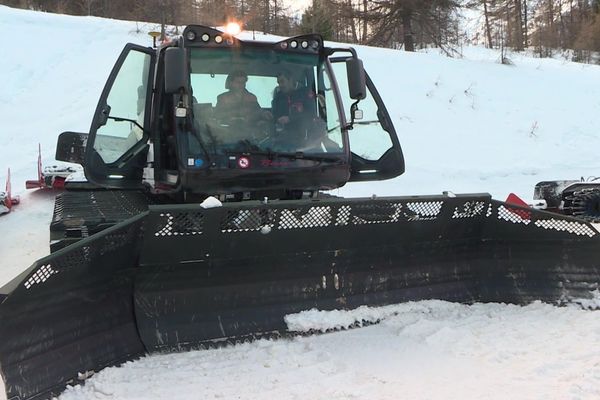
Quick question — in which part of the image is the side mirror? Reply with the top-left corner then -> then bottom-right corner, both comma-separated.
346,57 -> 366,100
56,131 -> 88,165
164,47 -> 188,94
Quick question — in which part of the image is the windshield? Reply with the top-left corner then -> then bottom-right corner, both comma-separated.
188,47 -> 344,157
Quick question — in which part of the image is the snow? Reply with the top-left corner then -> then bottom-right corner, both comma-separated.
199,196 -> 223,209
1,5 -> 600,400
59,301 -> 600,400
285,304 -> 403,332
568,289 -> 600,310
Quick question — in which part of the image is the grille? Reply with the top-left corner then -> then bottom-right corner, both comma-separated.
221,209 -> 277,233
278,206 -> 332,229
534,219 -> 597,238
497,205 -> 532,225
154,212 -> 204,236
24,265 -> 58,289
452,201 -> 487,219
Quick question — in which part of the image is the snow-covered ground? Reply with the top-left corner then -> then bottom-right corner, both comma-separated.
1,5 -> 600,400
60,301 -> 600,400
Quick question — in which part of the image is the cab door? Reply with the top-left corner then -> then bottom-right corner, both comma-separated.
84,44 -> 156,188
328,56 -> 405,182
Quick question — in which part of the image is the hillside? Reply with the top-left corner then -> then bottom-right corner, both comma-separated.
1,6 -> 600,400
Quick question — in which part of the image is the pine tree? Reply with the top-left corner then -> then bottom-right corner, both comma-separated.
299,0 -> 334,39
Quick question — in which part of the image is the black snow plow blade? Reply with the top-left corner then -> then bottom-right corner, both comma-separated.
1,193 -> 600,399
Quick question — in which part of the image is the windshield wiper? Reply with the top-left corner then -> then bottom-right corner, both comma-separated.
107,115 -> 148,134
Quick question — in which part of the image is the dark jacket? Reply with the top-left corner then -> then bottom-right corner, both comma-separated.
271,87 -> 315,122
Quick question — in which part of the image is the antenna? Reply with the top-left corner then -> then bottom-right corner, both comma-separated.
149,31 -> 161,48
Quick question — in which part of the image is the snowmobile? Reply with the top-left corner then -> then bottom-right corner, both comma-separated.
25,144 -> 78,190
0,169 -> 19,215
2,25 -> 600,400
534,178 -> 600,222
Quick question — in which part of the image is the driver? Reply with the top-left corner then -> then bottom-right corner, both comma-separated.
215,70 -> 263,122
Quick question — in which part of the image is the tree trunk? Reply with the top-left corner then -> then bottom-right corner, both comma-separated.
401,10 -> 415,51
483,0 -> 493,48
264,0 -> 270,33
547,0 -> 555,49
347,0 -> 359,42
514,0 -> 525,50
273,0 -> 279,32
523,0 -> 528,47
362,0 -> 368,43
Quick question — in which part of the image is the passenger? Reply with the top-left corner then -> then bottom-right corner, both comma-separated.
271,70 -> 315,131
270,70 -> 336,152
215,70 -> 263,122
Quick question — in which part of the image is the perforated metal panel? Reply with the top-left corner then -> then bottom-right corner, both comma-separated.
278,206 -> 332,229
155,212 -> 204,236
100,232 -> 129,255
497,205 -> 532,225
216,200 -> 448,234
489,201 -> 598,238
50,190 -> 152,251
452,201 -> 487,219
221,209 -> 277,232
349,202 -> 404,225
40,246 -> 93,278
59,247 -> 91,270
405,201 -> 443,220
24,265 -> 58,290
23,221 -> 143,292
335,205 -> 352,226
535,219 -> 597,238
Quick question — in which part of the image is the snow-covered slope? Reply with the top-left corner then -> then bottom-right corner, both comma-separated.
344,44 -> 600,198
1,5 -> 600,400
0,6 -> 153,283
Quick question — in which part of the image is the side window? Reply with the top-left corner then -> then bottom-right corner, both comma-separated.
94,50 -> 151,164
330,61 -> 394,161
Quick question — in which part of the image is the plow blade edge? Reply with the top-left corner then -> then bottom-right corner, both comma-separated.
1,193 -> 600,399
